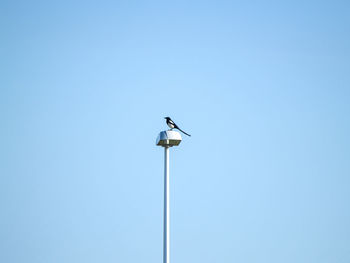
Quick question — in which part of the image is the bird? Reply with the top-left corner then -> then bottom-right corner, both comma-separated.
164,117 -> 191,136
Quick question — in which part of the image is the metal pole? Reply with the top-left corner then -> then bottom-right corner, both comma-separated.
163,146 -> 170,263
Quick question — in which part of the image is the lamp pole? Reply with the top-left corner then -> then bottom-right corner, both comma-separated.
163,146 -> 170,263
156,130 -> 182,263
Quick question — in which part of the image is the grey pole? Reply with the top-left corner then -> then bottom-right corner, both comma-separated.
163,146 -> 170,263
156,131 -> 182,263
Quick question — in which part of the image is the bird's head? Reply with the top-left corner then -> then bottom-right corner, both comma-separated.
164,117 -> 170,120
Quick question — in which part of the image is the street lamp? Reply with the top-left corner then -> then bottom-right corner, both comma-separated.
156,130 -> 182,263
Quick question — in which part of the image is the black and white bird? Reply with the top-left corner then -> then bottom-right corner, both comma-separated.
164,117 -> 191,137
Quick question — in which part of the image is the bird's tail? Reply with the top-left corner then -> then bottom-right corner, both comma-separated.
177,127 -> 191,137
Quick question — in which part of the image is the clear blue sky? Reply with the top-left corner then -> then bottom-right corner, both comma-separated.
1,0 -> 350,262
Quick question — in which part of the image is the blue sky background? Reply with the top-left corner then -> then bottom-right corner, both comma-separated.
1,0 -> 350,262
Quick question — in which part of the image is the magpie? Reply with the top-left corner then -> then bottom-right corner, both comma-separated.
164,117 -> 191,137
